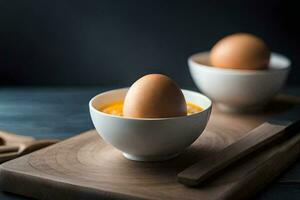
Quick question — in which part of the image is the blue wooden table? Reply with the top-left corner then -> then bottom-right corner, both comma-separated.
0,87 -> 299,200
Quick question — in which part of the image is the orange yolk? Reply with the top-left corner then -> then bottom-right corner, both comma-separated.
99,101 -> 203,116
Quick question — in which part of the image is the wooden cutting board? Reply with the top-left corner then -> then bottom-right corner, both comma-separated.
0,98 -> 299,200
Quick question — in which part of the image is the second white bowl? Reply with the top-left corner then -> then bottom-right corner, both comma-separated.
188,52 -> 291,112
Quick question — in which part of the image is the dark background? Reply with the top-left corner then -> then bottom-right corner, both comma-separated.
0,0 -> 299,88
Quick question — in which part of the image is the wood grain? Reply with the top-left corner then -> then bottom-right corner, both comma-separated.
0,105 -> 299,200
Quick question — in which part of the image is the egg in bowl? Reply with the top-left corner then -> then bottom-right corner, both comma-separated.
98,74 -> 204,119
89,74 -> 212,161
89,88 -> 211,161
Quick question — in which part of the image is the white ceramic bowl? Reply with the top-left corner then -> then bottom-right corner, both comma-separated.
89,88 -> 212,162
188,52 -> 291,112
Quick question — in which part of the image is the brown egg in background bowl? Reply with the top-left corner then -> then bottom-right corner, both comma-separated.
188,33 -> 291,112
210,33 -> 270,70
89,74 -> 212,162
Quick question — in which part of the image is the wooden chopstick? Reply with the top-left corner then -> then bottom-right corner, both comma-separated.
177,121 -> 298,186
0,146 -> 19,154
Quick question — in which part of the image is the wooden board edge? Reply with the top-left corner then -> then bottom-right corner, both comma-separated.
0,164 -> 144,200
0,129 -> 134,200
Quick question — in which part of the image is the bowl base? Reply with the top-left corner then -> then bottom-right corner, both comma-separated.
123,152 -> 180,162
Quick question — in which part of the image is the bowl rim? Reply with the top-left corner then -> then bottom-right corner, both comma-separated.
89,88 -> 212,121
188,51 -> 291,75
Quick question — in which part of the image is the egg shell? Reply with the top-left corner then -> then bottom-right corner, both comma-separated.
123,74 -> 187,118
210,33 -> 270,70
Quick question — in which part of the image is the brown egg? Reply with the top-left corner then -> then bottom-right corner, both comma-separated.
210,33 -> 270,70
123,74 -> 187,118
